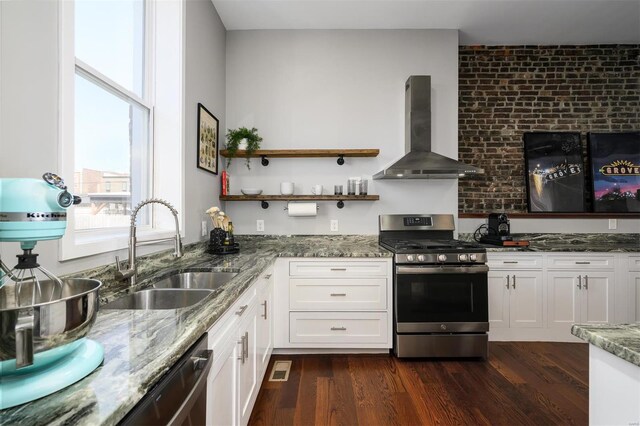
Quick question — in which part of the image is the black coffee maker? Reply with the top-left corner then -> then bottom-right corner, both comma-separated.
479,213 -> 513,245
488,213 -> 511,236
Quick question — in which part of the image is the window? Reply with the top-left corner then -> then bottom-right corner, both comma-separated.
73,0 -> 151,232
60,0 -> 184,260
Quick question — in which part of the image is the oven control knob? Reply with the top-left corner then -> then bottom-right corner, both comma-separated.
470,254 -> 477,262
459,254 -> 469,262
417,254 -> 425,262
437,254 -> 447,262
406,255 -> 415,262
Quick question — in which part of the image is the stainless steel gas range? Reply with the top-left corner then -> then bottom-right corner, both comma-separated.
379,214 -> 489,359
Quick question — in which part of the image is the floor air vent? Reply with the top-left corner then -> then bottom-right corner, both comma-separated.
268,360 -> 292,382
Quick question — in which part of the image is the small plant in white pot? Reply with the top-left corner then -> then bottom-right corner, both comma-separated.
225,127 -> 263,169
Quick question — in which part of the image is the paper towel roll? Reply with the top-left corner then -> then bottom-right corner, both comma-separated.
287,202 -> 317,217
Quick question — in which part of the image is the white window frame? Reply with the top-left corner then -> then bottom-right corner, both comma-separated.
59,0 -> 184,261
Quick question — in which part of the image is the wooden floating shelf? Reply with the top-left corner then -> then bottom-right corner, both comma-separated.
459,212 -> 640,219
219,149 -> 379,158
220,195 -> 379,201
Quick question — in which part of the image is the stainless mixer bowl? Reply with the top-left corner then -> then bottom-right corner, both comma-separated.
0,278 -> 101,367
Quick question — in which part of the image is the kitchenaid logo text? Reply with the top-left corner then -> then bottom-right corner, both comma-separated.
599,160 -> 640,176
0,212 -> 67,222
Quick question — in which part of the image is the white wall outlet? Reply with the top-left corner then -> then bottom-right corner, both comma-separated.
330,220 -> 339,232
608,219 -> 617,230
257,219 -> 265,232
201,221 -> 207,237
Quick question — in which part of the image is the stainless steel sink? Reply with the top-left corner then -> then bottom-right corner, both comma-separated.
102,289 -> 212,310
152,271 -> 238,291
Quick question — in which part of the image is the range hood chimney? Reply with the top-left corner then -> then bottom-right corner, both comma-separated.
373,76 -> 483,179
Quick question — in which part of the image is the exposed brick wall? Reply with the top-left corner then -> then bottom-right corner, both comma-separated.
458,45 -> 640,213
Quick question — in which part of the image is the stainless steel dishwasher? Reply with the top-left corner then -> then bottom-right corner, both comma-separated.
121,333 -> 213,426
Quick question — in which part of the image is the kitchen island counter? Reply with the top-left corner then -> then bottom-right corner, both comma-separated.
0,235 -> 391,426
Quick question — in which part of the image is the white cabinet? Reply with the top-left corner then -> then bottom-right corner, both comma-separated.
547,254 -> 616,337
627,256 -> 640,323
488,270 -> 543,329
256,271 -> 274,384
206,266 -> 274,426
275,258 -> 393,349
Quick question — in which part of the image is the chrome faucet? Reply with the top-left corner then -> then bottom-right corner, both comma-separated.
115,198 -> 183,285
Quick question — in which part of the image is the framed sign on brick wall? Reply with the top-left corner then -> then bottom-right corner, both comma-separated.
523,132 -> 587,213
588,132 -> 640,213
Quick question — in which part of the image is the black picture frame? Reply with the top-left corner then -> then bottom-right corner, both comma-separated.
523,132 -> 587,213
197,103 -> 219,175
588,132 -> 640,213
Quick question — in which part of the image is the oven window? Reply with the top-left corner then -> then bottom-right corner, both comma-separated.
395,272 -> 488,323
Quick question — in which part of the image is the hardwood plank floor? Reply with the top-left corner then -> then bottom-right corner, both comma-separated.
249,342 -> 588,426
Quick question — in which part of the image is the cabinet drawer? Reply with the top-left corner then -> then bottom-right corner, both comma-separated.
487,254 -> 543,269
289,312 -> 388,344
289,260 -> 388,277
546,255 -> 615,270
290,278 -> 387,310
629,256 -> 640,272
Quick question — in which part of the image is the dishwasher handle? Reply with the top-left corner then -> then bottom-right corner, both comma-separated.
168,349 -> 213,426
121,334 -> 213,426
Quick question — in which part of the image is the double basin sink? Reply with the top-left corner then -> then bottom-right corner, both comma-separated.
102,271 -> 238,310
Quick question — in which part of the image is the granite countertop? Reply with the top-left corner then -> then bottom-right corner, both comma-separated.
1,235 -> 391,426
459,233 -> 640,252
571,324 -> 640,367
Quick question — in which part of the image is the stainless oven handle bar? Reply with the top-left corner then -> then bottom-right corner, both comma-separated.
396,265 -> 489,275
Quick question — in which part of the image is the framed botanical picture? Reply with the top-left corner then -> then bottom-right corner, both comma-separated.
523,132 -> 587,212
588,132 -> 640,213
197,103 -> 219,175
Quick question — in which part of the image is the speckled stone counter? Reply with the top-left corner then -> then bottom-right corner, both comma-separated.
458,233 -> 640,252
0,235 -> 391,426
571,324 -> 640,367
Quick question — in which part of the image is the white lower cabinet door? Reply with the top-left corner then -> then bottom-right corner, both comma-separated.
206,336 -> 238,426
487,272 -> 510,328
256,279 -> 274,378
581,272 -> 615,324
509,271 -> 544,328
630,272 -> 640,323
547,272 -> 580,332
238,308 -> 258,426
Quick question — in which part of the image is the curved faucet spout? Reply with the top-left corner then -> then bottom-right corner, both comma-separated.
115,198 -> 183,285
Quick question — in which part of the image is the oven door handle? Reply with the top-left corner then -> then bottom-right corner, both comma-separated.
396,265 -> 489,274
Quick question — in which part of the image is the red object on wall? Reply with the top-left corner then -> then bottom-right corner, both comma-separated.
221,171 -> 229,195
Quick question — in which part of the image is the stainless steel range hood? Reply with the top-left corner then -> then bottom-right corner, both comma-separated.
373,76 -> 483,180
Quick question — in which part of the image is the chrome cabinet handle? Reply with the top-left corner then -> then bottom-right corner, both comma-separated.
584,275 -> 588,290
261,300 -> 267,319
330,268 -> 347,271
575,261 -> 591,265
237,336 -> 245,363
503,261 -> 518,264
243,331 -> 249,362
512,275 -> 516,289
506,275 -> 510,289
330,326 -> 347,331
577,275 -> 582,290
235,304 -> 248,316
330,293 -> 347,297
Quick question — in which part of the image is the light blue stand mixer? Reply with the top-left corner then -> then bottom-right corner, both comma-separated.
0,173 -> 103,409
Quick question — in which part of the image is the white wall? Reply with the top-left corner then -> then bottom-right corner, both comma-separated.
184,0 -> 226,241
0,0 -> 226,276
224,29 -> 459,234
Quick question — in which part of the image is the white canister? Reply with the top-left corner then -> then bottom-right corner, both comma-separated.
280,182 -> 294,195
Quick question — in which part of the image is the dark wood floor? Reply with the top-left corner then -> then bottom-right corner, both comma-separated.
249,342 -> 589,426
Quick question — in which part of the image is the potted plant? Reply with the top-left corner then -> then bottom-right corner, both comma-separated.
225,127 -> 263,169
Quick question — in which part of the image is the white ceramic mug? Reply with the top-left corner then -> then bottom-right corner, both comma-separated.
311,184 -> 323,195
280,182 -> 294,195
